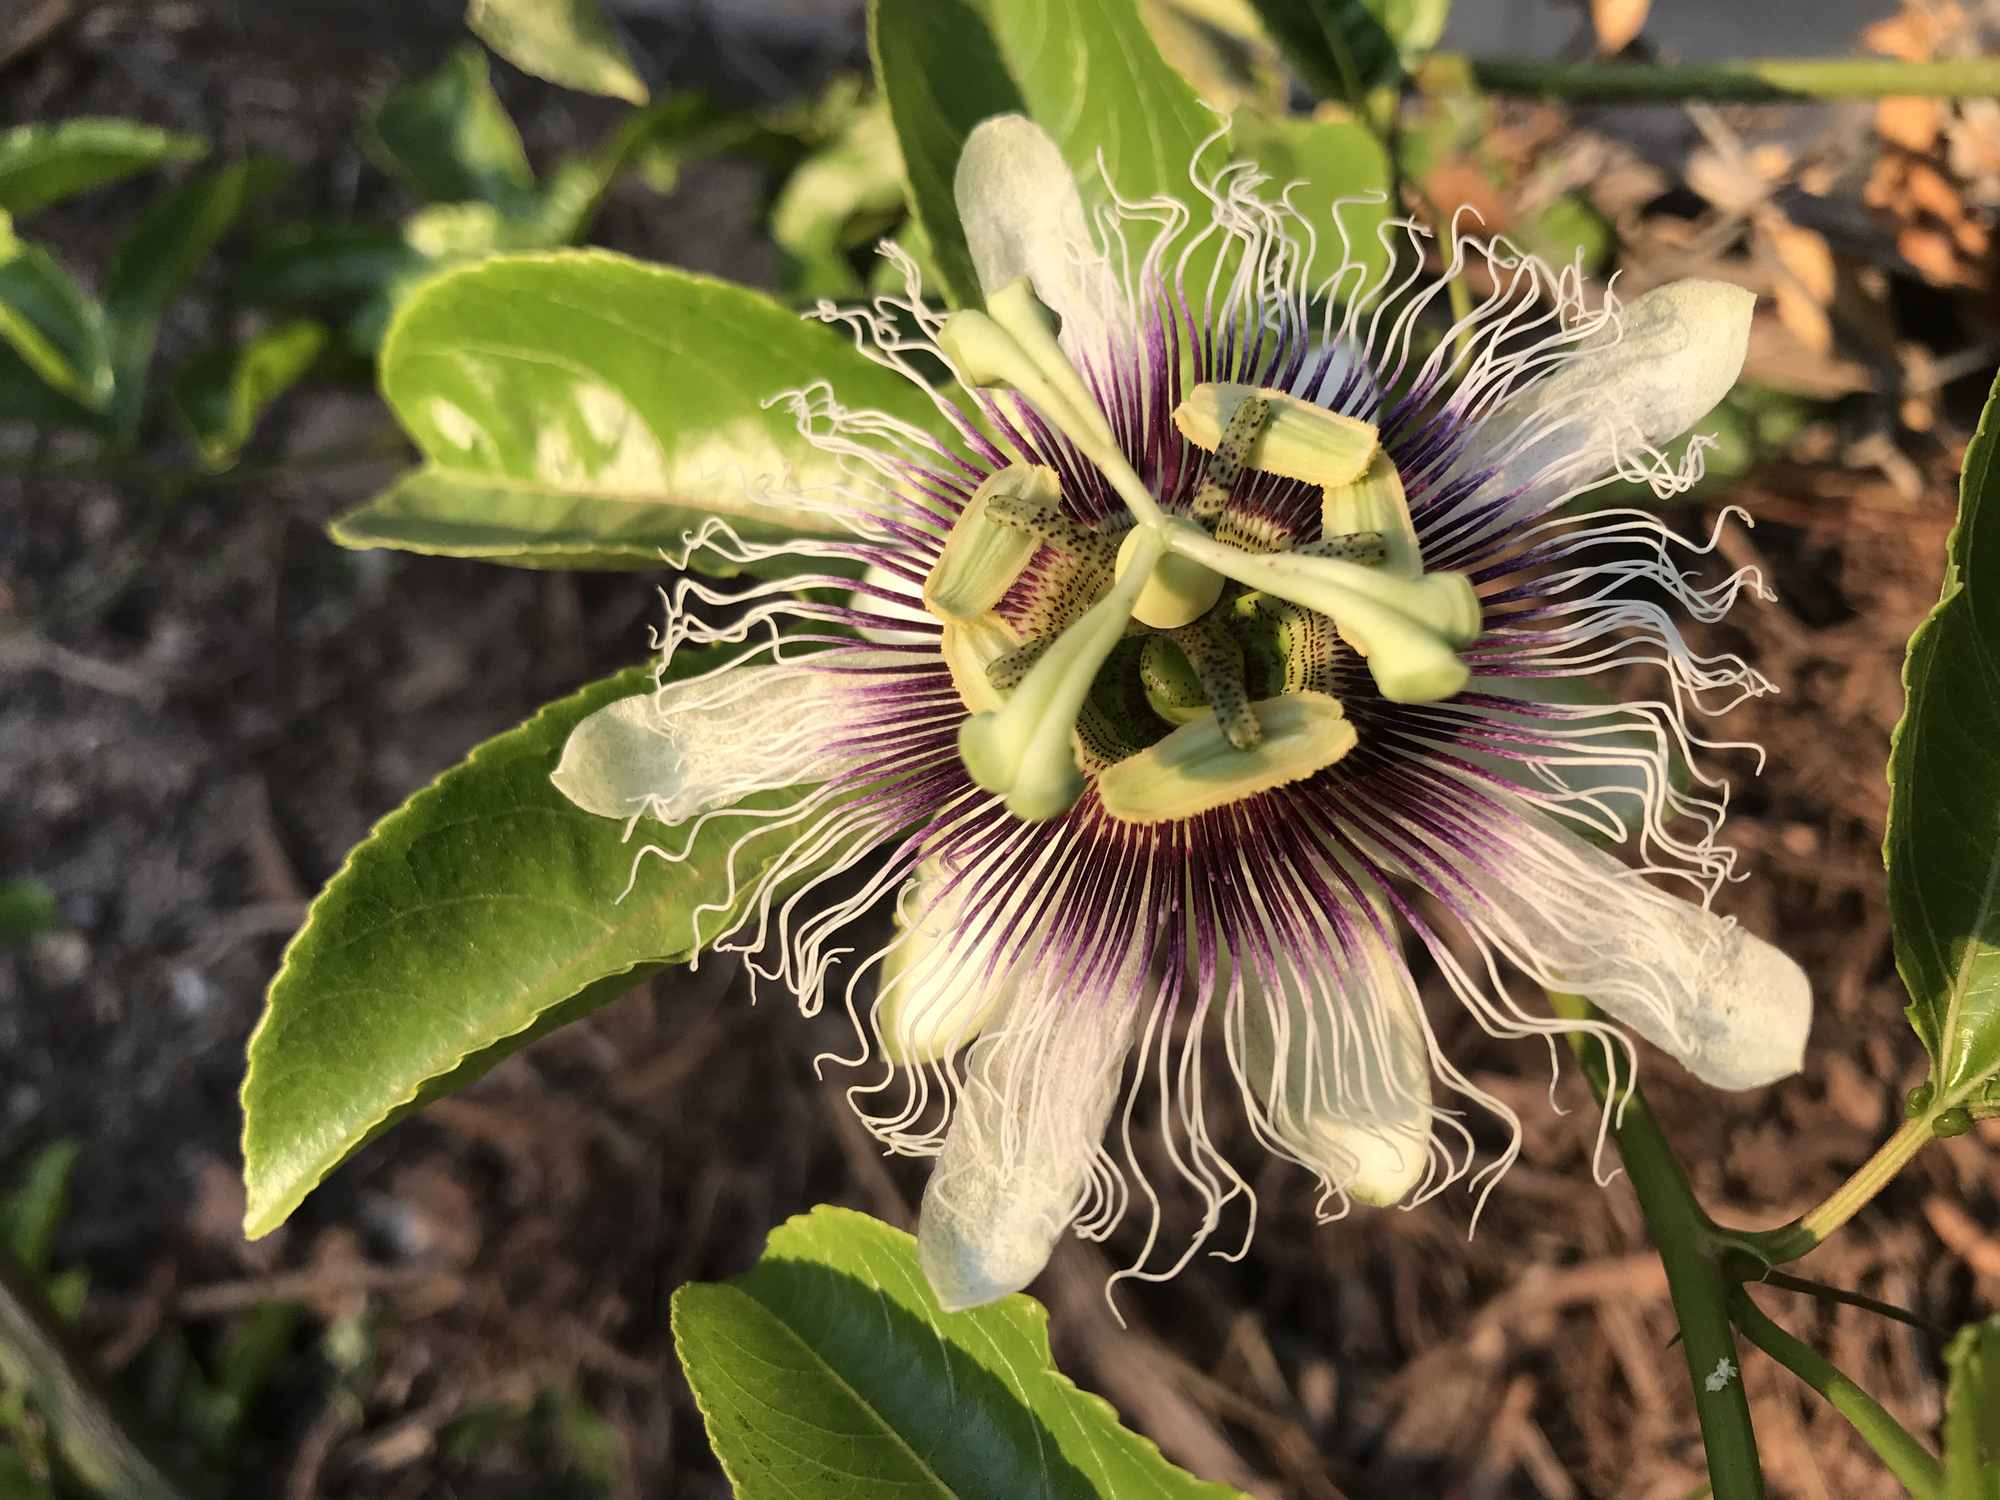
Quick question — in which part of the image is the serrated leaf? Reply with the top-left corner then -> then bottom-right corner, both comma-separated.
1888,367 -> 2000,1116
869,0 -> 1390,307
466,0 -> 649,105
1247,0 -> 1451,104
0,119 -> 206,221
1944,1318 -> 2000,1500
673,1206 -> 1244,1500
239,655 -> 808,1238
369,44 -> 534,206
171,319 -> 326,471
0,233 -> 112,415
329,250 -> 952,569
103,158 -> 286,440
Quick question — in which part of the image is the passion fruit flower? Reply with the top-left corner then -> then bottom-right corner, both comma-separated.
551,116 -> 1811,1311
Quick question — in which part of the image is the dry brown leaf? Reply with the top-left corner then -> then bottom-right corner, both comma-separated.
1419,158 -> 1509,231
1876,96 -> 1941,154
1590,0 -> 1649,52
1687,146 -> 1769,216
1773,282 -> 1834,356
1898,224 -> 1965,284
1905,159 -> 1968,223
1860,8 -> 1940,61
1769,219 -> 1837,302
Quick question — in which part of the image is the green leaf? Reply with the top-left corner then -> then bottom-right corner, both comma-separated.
171,319 -> 326,471
770,99 -> 910,300
0,878 -> 60,947
1246,0 -> 1452,104
239,654 -> 809,1238
103,158 -> 286,440
673,1206 -> 1244,1500
1230,110 -> 1395,287
0,1141 -> 79,1276
869,0 -> 1027,308
466,0 -> 649,105
870,0 -> 1389,306
1944,1318 -> 2000,1500
1888,367 -> 2000,1118
0,119 -> 206,221
329,249 -> 951,569
0,229 -> 112,415
369,44 -> 534,205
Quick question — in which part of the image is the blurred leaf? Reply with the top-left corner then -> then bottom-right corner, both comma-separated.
1944,1318 -> 2000,1500
0,228 -> 112,414
1521,191 -> 1615,277
103,157 -> 287,440
1231,109 -> 1395,287
872,0 -> 1390,307
1140,0 -> 1288,110
240,654 -> 816,1237
1247,0 -> 1451,104
770,99 -> 908,299
0,119 -> 206,222
330,250 -> 952,568
171,319 -> 326,471
369,44 -> 533,205
1890,367 -> 2000,1123
674,1206 -> 1244,1500
0,879 -> 60,948
239,224 -> 424,306
869,0 -> 1027,308
0,1142 -> 78,1276
0,1442 -> 54,1498
467,0 -> 648,104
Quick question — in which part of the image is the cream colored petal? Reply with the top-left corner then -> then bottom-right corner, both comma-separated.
1444,791 -> 1811,1090
953,115 -> 1116,359
551,662 -> 863,824
1238,898 -> 1433,1206
917,991 -> 1137,1311
1463,279 -> 1754,497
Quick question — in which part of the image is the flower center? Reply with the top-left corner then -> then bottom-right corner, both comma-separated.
931,278 -> 1485,823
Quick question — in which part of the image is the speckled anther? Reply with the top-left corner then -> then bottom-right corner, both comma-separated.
1190,390 -> 1271,522
1166,613 -> 1260,749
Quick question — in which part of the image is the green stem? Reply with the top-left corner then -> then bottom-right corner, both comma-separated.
1740,1117 -> 1932,1264
1434,55 -> 2000,103
1729,1290 -> 1942,1499
1550,993 -> 1764,1499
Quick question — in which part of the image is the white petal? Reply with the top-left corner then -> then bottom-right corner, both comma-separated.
917,989 -> 1137,1311
1238,896 -> 1433,1206
953,115 -> 1116,359
551,661 -> 866,823
1442,792 -> 1810,1089
876,859 -> 1020,1066
1465,279 -> 1754,497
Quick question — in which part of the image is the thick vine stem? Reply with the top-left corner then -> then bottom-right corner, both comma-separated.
1728,1290 -> 1942,1498
1549,994 -> 1765,1499
1429,55 -> 2000,103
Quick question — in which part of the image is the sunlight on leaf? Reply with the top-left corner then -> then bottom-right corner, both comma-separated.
467,0 -> 649,104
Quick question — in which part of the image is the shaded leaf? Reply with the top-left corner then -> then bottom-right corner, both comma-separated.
368,44 -> 533,205
1888,367 -> 2000,1117
1247,0 -> 1452,104
1231,109 -> 1395,287
0,229 -> 110,416
239,655 -> 808,1237
673,1206 -> 1244,1500
103,158 -> 286,439
0,1141 -> 78,1276
0,878 -> 60,947
466,0 -> 649,104
171,319 -> 327,471
770,99 -> 909,299
1943,1318 -> 2000,1500
330,250 -> 951,569
0,119 -> 206,221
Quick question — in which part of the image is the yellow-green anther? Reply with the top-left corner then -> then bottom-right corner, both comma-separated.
984,278 -> 1117,451
924,464 -> 1059,621
1114,526 -> 1224,629
1168,527 -> 1480,704
1295,530 -> 1388,565
1321,451 -> 1420,577
1191,390 -> 1271,521
1139,636 -> 1210,726
1174,383 -> 1378,489
960,528 -> 1166,820
1097,692 -> 1356,824
941,613 -> 1022,713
